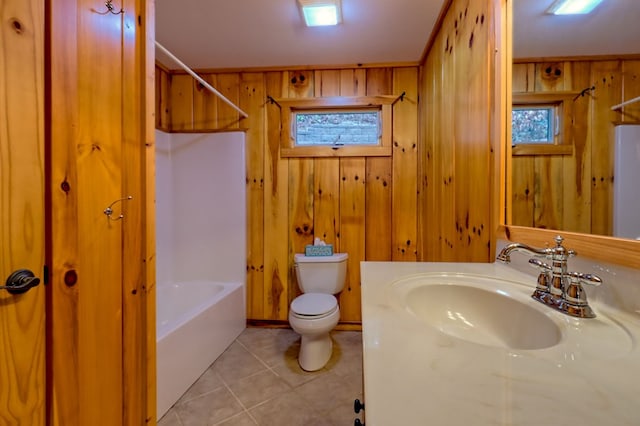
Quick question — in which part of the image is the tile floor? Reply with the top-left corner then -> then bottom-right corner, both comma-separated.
158,327 -> 364,426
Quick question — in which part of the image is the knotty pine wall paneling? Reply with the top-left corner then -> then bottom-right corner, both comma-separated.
169,74 -> 194,131
510,59 -> 640,235
263,72 -> 287,321
364,68 -> 394,263
49,0 -> 154,423
561,61 -> 591,233
392,68 -> 419,262
337,69 -> 367,322
156,66 -> 418,324
590,61 -> 619,236
419,0 -> 497,263
50,0 -> 125,422
244,72 -> 268,319
121,0 -> 155,423
622,61 -> 640,121
287,70 -> 316,318
155,65 -> 171,131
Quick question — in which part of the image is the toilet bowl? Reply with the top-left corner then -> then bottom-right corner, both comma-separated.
289,253 -> 348,371
289,293 -> 340,371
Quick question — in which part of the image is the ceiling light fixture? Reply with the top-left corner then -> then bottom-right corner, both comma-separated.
298,0 -> 342,27
546,0 -> 604,15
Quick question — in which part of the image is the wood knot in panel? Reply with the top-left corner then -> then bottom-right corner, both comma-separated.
10,18 -> 23,34
542,63 -> 563,81
295,224 -> 313,236
64,270 -> 78,287
60,180 -> 71,193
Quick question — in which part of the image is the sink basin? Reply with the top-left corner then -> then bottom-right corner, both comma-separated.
362,262 -> 640,425
394,274 -> 562,350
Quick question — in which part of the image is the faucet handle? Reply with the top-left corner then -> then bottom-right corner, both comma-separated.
567,271 -> 602,287
528,258 -> 551,271
564,271 -> 602,318
528,258 -> 552,301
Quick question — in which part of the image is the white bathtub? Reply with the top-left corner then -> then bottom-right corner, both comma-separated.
156,280 -> 245,419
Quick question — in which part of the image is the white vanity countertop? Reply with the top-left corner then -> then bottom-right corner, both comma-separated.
360,261 -> 640,426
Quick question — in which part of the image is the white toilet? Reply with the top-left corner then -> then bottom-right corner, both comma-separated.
288,252 -> 348,371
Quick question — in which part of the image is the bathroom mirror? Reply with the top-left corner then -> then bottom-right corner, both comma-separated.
509,0 -> 640,241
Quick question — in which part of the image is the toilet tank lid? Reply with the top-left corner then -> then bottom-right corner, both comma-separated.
294,253 -> 348,263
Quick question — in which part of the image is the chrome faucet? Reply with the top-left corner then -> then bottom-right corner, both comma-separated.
495,241 -> 556,262
497,235 -> 602,318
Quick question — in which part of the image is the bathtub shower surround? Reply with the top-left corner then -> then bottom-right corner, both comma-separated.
156,131 -> 246,284
155,130 -> 247,419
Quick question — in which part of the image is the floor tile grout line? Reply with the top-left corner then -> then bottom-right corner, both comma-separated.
170,408 -> 185,426
235,337 -> 276,371
214,338 -> 310,425
212,374 -> 260,425
233,337 -> 301,390
234,334 -> 312,387
171,369 -> 227,405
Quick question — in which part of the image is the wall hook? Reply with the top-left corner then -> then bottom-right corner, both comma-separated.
573,86 -> 595,101
392,91 -> 406,105
98,0 -> 124,15
104,196 -> 132,221
266,95 -> 281,108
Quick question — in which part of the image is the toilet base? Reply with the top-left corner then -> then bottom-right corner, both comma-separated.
298,333 -> 333,371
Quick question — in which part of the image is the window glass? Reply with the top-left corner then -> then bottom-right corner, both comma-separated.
512,106 -> 555,144
294,110 -> 380,146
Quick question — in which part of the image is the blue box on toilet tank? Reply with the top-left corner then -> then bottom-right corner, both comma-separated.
304,244 -> 334,256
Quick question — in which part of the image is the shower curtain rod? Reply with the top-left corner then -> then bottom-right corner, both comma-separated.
155,41 -> 249,119
611,95 -> 640,111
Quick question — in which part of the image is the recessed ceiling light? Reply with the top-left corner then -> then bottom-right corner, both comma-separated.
298,0 -> 342,27
546,0 -> 604,15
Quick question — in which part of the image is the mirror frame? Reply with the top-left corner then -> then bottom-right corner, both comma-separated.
498,0 -> 640,270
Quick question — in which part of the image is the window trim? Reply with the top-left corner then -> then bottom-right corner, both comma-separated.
512,92 -> 577,156
277,96 -> 395,158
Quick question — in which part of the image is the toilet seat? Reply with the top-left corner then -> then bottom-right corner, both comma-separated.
290,293 -> 338,318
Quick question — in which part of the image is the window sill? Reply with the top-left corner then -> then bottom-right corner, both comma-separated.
512,144 -> 573,156
280,145 -> 391,158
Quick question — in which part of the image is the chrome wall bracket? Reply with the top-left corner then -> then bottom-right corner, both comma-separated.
104,196 -> 132,221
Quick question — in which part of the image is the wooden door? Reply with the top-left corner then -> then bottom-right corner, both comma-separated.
0,0 -> 46,424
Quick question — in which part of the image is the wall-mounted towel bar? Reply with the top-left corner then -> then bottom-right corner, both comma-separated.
155,41 -> 249,119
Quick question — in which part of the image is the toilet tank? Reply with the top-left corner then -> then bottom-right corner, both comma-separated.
294,253 -> 348,294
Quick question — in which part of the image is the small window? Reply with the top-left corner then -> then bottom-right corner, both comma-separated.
294,110 -> 381,147
512,105 -> 556,144
511,92 -> 575,156
275,96 -> 394,158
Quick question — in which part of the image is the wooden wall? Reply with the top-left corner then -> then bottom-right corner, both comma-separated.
155,66 -> 418,324
419,0 -> 501,263
511,58 -> 640,235
48,0 -> 155,424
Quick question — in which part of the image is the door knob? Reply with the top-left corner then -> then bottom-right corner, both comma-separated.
1,269 -> 41,295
